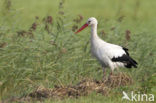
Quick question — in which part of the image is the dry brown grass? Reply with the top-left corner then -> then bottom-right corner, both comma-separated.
3,72 -> 133,102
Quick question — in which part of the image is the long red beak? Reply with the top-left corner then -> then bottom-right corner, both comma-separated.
75,23 -> 88,34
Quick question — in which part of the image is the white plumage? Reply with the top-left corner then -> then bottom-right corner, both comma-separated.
91,37 -> 125,70
75,17 -> 137,78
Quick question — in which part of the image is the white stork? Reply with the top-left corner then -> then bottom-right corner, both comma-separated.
75,17 -> 137,79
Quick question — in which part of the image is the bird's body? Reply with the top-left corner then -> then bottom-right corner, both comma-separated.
75,17 -> 137,77
91,35 -> 125,71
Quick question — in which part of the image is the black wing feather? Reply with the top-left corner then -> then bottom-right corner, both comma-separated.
122,47 -> 129,56
111,47 -> 138,68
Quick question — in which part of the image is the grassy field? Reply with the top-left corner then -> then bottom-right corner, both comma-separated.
0,0 -> 156,102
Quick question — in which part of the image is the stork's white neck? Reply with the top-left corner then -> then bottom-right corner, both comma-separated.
91,24 -> 99,39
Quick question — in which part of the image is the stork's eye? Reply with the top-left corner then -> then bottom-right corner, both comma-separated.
88,20 -> 91,24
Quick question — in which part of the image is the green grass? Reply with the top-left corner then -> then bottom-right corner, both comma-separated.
0,0 -> 156,102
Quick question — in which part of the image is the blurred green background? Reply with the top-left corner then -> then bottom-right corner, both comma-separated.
1,0 -> 156,27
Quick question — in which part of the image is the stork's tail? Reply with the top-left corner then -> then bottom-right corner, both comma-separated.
125,56 -> 138,68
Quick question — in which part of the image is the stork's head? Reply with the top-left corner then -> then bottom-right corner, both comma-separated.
87,17 -> 98,26
75,17 -> 98,34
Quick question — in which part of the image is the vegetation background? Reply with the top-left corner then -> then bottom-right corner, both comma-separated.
0,0 -> 156,102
